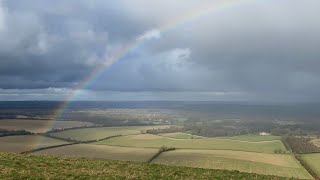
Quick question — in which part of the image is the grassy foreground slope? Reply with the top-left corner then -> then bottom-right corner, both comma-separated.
0,135 -> 69,153
50,125 -> 171,141
34,144 -> 158,162
0,153 -> 296,179
301,153 -> 320,177
153,149 -> 312,179
97,134 -> 286,153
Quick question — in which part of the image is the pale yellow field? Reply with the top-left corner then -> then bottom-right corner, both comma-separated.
0,135 -> 69,153
0,119 -> 95,133
153,149 -> 312,179
34,144 -> 158,162
310,138 -> 320,147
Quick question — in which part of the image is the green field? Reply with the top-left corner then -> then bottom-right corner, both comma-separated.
153,149 -> 312,179
0,152 -> 295,179
301,153 -> 320,176
0,119 -> 95,133
49,125 -> 171,141
159,132 -> 205,139
219,135 -> 282,142
96,134 -> 286,153
0,135 -> 69,153
34,144 -> 158,162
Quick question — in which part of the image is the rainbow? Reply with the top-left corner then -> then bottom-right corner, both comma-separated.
46,0 -> 251,132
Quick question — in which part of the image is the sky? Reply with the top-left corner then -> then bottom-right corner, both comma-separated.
0,0 -> 319,102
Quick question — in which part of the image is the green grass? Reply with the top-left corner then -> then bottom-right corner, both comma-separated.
219,135 -> 282,142
153,149 -> 312,179
49,125 -> 171,141
95,134 -> 287,153
301,153 -> 320,176
0,135 -> 69,153
0,152 -> 297,179
159,132 -> 205,139
34,144 -> 158,162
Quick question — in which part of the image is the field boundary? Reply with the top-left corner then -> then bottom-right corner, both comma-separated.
147,147 -> 176,163
43,133 -> 126,144
294,154 -> 319,180
21,142 -> 79,154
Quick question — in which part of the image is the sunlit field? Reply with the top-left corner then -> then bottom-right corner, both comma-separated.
153,149 -> 311,179
96,134 -> 286,153
301,153 -> 320,177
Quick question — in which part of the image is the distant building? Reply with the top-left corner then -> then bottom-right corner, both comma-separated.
259,132 -> 271,136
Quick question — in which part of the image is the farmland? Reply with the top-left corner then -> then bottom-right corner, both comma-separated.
34,144 -> 158,162
153,149 -> 312,179
159,132 -> 205,139
0,152 -> 292,180
49,125 -> 171,141
0,119 -> 95,133
301,153 -> 320,177
0,135 -> 69,153
311,138 -> 320,147
96,134 -> 286,153
219,134 -> 282,142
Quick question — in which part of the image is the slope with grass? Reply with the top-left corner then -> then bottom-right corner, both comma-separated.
0,119 -> 95,133
153,149 -> 312,179
96,134 -> 286,153
34,144 -> 158,162
0,152 -> 296,179
301,153 -> 320,177
0,135 -> 69,153
49,125 -> 171,141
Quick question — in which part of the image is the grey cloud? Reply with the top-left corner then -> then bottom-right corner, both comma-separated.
0,0 -> 320,102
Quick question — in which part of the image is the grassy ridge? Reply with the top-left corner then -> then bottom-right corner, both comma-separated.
0,152 -> 296,180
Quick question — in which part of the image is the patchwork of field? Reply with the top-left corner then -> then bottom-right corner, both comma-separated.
96,134 -> 286,153
0,135 -> 69,153
34,144 -> 158,162
50,125 -> 171,141
0,119 -> 95,133
159,132 -> 205,139
153,149 -> 312,179
301,153 -> 320,176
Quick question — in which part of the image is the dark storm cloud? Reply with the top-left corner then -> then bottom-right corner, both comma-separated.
0,0 -> 320,102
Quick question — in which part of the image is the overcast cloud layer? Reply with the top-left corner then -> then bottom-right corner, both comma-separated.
0,0 -> 320,102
